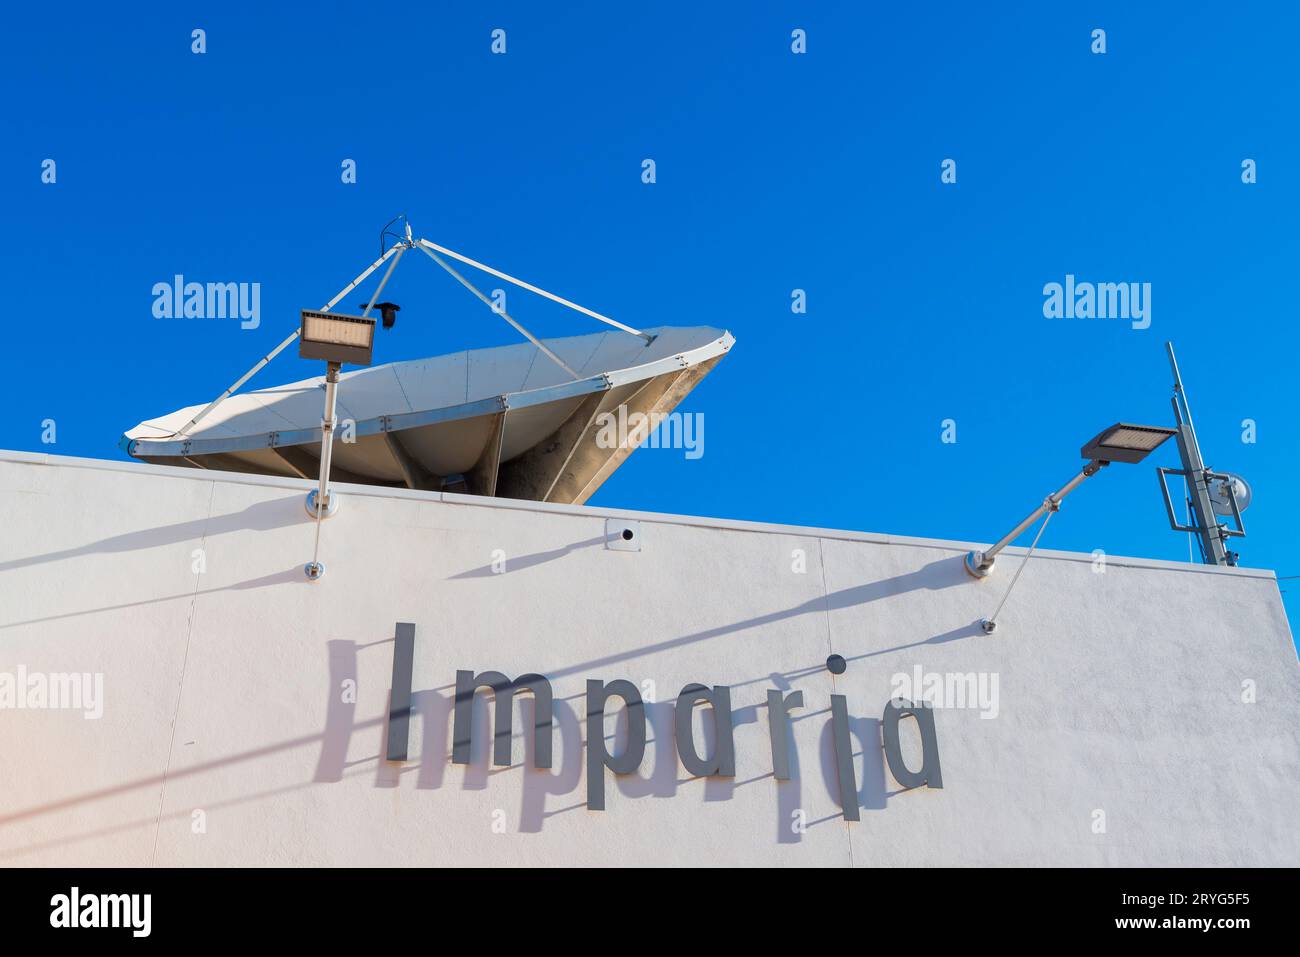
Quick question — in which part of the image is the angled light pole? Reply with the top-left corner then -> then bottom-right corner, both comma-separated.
300,310 -> 377,580
965,422 -> 1177,581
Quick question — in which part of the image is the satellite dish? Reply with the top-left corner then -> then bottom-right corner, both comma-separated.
122,325 -> 733,506
1209,472 -> 1251,516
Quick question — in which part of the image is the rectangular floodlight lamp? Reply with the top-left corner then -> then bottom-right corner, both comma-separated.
1079,422 -> 1176,464
299,310 -> 375,366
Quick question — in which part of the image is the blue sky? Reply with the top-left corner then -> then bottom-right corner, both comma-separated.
3,2 -> 1297,629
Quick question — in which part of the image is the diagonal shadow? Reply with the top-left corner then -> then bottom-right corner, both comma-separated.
0,496 -> 305,573
0,569 -> 306,630
726,620 -> 983,690
539,555 -> 974,679
449,536 -> 606,578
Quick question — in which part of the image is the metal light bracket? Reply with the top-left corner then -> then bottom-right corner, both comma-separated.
965,460 -> 1105,579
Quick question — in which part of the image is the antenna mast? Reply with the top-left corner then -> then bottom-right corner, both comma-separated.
1155,342 -> 1246,566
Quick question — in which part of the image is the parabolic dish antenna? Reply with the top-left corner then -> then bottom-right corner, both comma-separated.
1209,472 -> 1251,516
122,325 -> 733,505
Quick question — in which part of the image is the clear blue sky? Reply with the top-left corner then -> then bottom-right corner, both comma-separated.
3,2 -> 1297,630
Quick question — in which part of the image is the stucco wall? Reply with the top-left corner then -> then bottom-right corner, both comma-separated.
0,451 -> 1295,866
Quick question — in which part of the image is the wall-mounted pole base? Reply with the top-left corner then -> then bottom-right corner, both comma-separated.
980,618 -> 997,634
304,561 -> 325,581
964,550 -> 993,578
304,489 -> 340,519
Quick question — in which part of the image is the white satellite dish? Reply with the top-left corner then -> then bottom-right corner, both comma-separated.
1209,472 -> 1251,516
122,325 -> 733,506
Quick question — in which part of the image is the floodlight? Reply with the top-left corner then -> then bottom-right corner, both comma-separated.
965,421 -> 1175,581
299,310 -> 376,366
1080,423 -> 1177,464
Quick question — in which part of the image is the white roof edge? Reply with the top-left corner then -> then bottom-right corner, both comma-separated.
0,448 -> 1279,582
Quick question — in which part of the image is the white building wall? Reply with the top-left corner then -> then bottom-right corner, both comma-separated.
0,451 -> 1296,866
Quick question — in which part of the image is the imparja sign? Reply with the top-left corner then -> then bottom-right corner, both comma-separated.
385,623 -> 943,819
